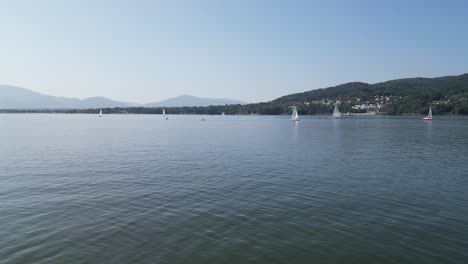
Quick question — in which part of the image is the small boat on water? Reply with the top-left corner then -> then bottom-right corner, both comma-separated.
222,112 -> 225,116
423,107 -> 432,121
99,109 -> 102,117
291,106 -> 299,121
332,103 -> 341,119
162,108 -> 166,117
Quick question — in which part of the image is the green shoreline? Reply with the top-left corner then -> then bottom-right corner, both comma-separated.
1,108 -> 466,116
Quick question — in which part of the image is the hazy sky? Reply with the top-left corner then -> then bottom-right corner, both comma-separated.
1,0 -> 467,103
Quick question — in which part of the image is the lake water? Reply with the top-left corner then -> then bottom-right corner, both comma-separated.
1,114 -> 468,264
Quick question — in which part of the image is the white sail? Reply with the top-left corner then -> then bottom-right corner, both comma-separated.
332,104 -> 341,118
222,112 -> 225,116
162,108 -> 166,117
423,106 -> 432,121
99,109 -> 102,117
291,106 -> 299,121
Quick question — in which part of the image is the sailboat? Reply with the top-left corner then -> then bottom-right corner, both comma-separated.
222,112 -> 225,116
163,108 -> 169,120
423,107 -> 432,121
332,104 -> 341,119
291,106 -> 299,121
99,109 -> 102,117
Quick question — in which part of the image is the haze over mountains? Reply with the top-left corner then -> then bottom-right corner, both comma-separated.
145,95 -> 244,107
0,85 -> 245,109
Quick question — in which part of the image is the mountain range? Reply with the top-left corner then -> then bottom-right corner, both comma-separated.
2,73 -> 468,115
0,85 -> 245,109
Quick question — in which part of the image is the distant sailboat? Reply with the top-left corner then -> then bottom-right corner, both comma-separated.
423,107 -> 432,121
162,108 -> 166,117
291,106 -> 299,121
222,112 -> 225,116
99,109 -> 102,117
332,104 -> 341,119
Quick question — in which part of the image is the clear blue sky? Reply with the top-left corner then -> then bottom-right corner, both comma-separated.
1,0 -> 467,103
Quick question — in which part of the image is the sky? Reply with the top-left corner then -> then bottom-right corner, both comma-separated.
1,0 -> 468,103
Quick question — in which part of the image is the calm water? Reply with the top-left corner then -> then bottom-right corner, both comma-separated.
1,114 -> 468,264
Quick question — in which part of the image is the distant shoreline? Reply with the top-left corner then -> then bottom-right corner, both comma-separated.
0,109 -> 465,116
3,73 -> 468,116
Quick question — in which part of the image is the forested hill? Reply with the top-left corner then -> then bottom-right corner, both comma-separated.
275,74 -> 468,104
270,73 -> 468,115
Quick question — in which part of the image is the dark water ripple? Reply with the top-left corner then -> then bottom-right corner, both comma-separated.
1,114 -> 468,263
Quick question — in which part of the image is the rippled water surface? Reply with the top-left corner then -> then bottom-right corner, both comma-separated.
1,114 -> 468,264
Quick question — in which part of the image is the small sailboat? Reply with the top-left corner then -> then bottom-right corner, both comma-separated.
423,107 -> 432,121
222,112 -> 225,116
291,106 -> 299,121
99,109 -> 102,117
162,108 -> 166,117
332,104 -> 341,119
